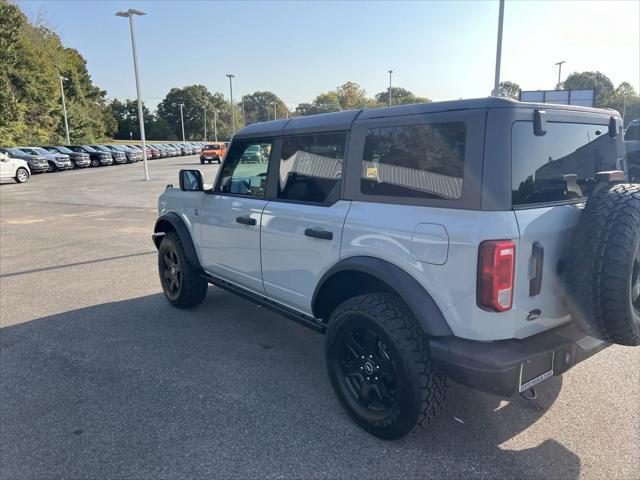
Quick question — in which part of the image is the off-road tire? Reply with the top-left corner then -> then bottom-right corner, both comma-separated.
158,232 -> 208,309
14,168 -> 29,183
566,183 -> 640,345
325,293 -> 446,439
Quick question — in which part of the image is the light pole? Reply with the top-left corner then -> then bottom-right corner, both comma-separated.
58,76 -> 70,145
388,70 -> 393,108
178,103 -> 186,142
226,74 -> 236,134
203,103 -> 207,142
213,109 -> 218,142
555,61 -> 566,89
242,95 -> 246,126
492,0 -> 505,97
273,102 -> 277,120
116,8 -> 149,181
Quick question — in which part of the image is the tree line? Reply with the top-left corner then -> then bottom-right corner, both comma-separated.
1,0 -> 638,146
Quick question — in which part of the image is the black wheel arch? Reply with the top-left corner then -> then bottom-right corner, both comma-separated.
312,256 -> 453,337
153,212 -> 201,270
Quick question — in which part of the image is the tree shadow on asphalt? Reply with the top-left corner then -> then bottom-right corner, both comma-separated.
0,290 -> 579,479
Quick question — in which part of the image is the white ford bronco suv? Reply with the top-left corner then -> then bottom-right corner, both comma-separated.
153,97 -> 639,439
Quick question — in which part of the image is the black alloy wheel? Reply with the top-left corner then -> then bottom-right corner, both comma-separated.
160,246 -> 182,301
338,325 -> 397,413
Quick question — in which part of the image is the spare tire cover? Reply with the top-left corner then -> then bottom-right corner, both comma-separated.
566,183 -> 640,346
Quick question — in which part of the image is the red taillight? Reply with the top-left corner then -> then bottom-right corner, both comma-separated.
477,240 -> 515,312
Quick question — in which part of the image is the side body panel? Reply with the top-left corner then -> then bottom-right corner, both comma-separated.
261,200 -> 351,313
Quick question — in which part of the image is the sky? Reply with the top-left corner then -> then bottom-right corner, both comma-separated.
17,0 -> 640,110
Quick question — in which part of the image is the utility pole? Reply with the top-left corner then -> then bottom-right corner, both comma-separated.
388,70 -> 393,107
204,103 -> 207,142
492,0 -> 505,96
274,102 -> 277,120
226,74 -> 236,134
555,61 -> 566,89
59,76 -> 71,145
116,8 -> 149,180
214,109 -> 218,142
179,103 -> 185,142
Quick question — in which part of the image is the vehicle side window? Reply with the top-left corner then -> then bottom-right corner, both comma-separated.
512,122 -> 619,207
216,140 -> 273,197
625,125 -> 640,141
278,132 -> 346,203
360,122 -> 466,200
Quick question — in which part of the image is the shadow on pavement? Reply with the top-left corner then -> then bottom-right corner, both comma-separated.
0,290 -> 579,479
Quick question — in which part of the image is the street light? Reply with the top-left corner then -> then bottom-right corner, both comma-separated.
58,76 -> 70,145
492,0 -> 505,97
178,103 -> 185,142
226,74 -> 235,134
203,103 -> 207,142
213,109 -> 218,142
115,8 -> 149,181
555,61 -> 566,90
273,101 -> 277,120
388,70 -> 393,108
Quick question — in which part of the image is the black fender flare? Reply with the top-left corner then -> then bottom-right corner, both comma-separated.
153,212 -> 201,269
312,256 -> 453,337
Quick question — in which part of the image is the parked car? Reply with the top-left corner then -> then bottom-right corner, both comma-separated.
153,97 -> 639,440
189,142 -> 203,154
18,146 -> 72,172
43,145 -> 91,168
0,151 -> 30,183
110,144 -> 141,163
151,144 -> 170,157
91,145 -> 127,164
170,143 -> 191,156
128,144 -> 158,159
68,145 -> 113,167
0,147 -> 49,173
200,143 -> 227,164
163,144 -> 180,157
624,118 -> 639,182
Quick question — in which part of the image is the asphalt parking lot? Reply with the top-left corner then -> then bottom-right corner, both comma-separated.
1,156 -> 639,479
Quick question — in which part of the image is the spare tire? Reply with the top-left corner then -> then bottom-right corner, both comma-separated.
566,183 -> 640,346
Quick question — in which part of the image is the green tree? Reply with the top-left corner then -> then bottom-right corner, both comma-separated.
375,87 -> 431,106
498,81 -> 520,99
241,91 -> 288,125
157,85 -> 235,141
607,82 -> 640,127
295,82 -> 374,116
561,71 -> 615,107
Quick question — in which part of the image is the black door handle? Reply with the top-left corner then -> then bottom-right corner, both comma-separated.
304,228 -> 333,240
236,215 -> 256,226
529,241 -> 544,297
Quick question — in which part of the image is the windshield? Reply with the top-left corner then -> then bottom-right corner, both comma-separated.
81,145 -> 98,153
54,146 -> 73,154
31,147 -> 50,155
205,144 -> 222,150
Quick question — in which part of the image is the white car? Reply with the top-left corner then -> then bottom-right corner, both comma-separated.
0,152 -> 30,183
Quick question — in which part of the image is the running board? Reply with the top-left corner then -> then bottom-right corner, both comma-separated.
201,273 -> 327,334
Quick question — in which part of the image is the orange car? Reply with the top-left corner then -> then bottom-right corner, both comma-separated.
200,143 -> 227,164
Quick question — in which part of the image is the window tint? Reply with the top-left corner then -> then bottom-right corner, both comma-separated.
512,122 -> 620,206
278,132 -> 346,203
360,122 -> 466,200
216,140 -> 273,197
625,125 -> 640,141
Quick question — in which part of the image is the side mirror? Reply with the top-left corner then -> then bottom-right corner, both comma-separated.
179,169 -> 203,192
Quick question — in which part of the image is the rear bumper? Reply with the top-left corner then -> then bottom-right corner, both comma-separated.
429,322 -> 610,397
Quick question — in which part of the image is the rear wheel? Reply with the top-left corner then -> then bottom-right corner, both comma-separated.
15,168 -> 29,183
158,232 -> 208,308
325,293 -> 446,439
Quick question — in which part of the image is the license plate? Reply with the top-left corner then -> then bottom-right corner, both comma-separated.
519,352 -> 554,392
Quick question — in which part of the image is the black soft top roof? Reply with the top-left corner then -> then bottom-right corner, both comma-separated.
233,96 -> 618,140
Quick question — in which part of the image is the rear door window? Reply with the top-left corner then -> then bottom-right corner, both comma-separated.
360,122 -> 466,200
278,132 -> 346,204
512,122 -> 620,207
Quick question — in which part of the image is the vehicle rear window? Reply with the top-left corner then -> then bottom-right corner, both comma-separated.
625,125 -> 640,141
360,122 -> 466,200
278,132 -> 346,203
206,144 -> 222,150
512,122 -> 620,207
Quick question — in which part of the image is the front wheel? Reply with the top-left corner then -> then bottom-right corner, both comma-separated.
15,168 -> 29,183
325,293 -> 446,439
158,232 -> 208,308
47,161 -> 55,172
